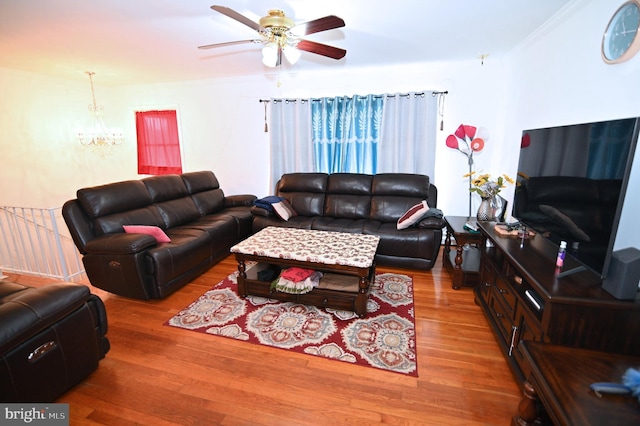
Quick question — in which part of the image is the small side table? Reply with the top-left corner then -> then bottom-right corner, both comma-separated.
443,216 -> 484,290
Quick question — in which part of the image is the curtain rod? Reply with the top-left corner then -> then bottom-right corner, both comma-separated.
259,90 -> 448,103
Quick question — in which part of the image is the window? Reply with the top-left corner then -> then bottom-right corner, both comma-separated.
135,110 -> 182,175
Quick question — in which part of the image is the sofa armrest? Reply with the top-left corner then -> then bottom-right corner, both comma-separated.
250,205 -> 276,217
83,233 -> 157,255
416,216 -> 446,230
225,194 -> 257,208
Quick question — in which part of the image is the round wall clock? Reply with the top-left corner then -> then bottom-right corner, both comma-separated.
602,0 -> 640,64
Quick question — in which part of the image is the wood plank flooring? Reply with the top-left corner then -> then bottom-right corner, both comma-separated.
6,249 -> 522,425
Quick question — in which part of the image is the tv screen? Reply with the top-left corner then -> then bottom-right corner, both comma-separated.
512,117 -> 639,278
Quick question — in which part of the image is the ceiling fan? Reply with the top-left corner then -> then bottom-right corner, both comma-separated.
198,5 -> 346,67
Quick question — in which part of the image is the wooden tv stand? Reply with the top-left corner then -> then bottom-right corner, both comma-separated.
474,222 -> 640,386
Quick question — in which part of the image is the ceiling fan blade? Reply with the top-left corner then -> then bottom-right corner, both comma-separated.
296,40 -> 346,60
198,39 -> 262,49
210,5 -> 265,33
290,15 -> 345,36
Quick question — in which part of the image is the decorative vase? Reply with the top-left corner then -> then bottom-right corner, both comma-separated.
477,196 -> 497,221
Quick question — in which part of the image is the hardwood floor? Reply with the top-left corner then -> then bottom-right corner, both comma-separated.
6,249 -> 521,425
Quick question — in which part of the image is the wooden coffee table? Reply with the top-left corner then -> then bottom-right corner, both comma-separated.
230,227 -> 380,317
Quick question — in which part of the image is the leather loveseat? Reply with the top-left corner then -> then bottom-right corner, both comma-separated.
63,171 -> 256,300
252,173 -> 444,270
0,279 -> 109,402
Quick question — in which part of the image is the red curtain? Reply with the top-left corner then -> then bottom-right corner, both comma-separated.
136,110 -> 182,175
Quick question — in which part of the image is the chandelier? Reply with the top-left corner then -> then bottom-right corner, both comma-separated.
77,71 -> 123,151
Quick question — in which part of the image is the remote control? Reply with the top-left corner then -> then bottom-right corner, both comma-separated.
464,221 -> 478,232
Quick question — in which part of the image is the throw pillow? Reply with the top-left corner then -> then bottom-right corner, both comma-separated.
253,195 -> 285,212
123,225 -> 171,243
538,205 -> 591,242
397,200 -> 429,230
272,199 -> 297,221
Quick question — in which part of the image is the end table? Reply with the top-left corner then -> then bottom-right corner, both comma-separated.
443,216 -> 484,289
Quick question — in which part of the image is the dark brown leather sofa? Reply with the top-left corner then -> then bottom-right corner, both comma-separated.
62,171 -> 256,300
252,173 -> 444,270
0,279 -> 109,402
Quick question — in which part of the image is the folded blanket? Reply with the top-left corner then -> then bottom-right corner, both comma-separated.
281,267 -> 315,282
271,270 -> 323,294
253,196 -> 286,212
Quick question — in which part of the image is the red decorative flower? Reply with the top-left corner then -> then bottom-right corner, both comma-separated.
471,138 -> 484,151
446,124 -> 487,160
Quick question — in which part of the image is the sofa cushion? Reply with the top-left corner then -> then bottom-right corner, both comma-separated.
123,225 -> 171,243
181,171 -> 220,193
312,217 -> 368,234
145,229 -> 213,294
182,171 -> 226,215
370,174 -> 431,222
95,206 -> 165,235
372,173 -> 430,197
324,173 -> 373,219
78,180 -> 152,218
364,221 -> 439,259
143,175 -> 189,202
277,173 -> 328,216
190,189 -> 225,215
154,198 -> 201,228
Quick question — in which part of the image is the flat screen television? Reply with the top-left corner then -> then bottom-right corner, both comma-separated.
512,117 -> 640,278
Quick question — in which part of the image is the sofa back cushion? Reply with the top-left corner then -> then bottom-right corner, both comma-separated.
143,175 -> 200,228
78,180 -> 151,218
77,180 -> 165,235
324,174 -> 372,219
277,173 -> 328,217
95,207 -> 165,235
370,174 -> 431,222
181,171 -> 226,215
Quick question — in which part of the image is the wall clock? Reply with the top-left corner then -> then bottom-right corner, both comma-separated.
602,0 -> 640,64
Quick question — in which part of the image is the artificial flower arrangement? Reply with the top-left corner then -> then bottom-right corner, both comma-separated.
467,172 -> 514,198
446,124 -> 488,217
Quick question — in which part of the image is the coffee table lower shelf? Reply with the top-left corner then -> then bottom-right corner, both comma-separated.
234,254 -> 375,318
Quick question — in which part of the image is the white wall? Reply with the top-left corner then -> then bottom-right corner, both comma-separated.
0,0 -> 638,252
502,0 -> 640,251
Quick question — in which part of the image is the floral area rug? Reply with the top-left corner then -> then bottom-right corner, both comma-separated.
165,266 -> 417,376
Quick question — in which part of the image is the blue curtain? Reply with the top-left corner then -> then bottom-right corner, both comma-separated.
311,95 -> 383,174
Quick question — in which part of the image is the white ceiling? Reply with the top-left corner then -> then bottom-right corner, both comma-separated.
0,0 -> 575,86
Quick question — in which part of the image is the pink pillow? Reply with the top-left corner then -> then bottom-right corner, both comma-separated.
123,225 -> 171,243
397,200 -> 429,230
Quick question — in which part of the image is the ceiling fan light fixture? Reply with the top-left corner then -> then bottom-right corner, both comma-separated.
262,43 -> 278,67
283,45 -> 301,65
